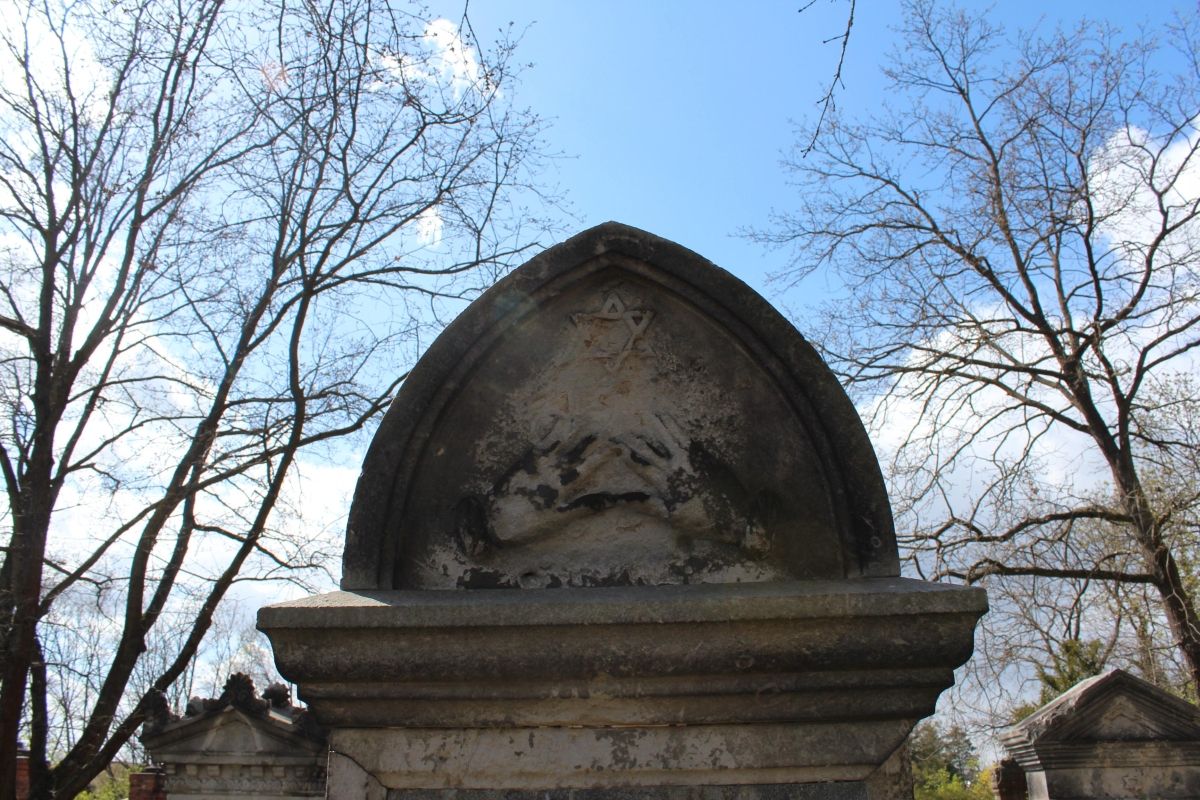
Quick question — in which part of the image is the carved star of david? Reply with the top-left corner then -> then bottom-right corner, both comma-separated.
570,291 -> 654,372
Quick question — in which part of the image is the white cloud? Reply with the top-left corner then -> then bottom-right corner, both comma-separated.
866,118 -> 1200,542
0,2 -> 112,125
863,322 -> 1110,533
422,18 -> 489,100
1088,120 -> 1200,281
372,18 -> 491,102
415,205 -> 445,247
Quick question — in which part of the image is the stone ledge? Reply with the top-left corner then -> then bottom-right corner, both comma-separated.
259,578 -> 985,627
261,579 -> 984,729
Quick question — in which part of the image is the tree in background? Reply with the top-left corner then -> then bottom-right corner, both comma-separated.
1009,637 -> 1110,721
910,721 -> 991,800
72,763 -> 131,800
0,0 -> 550,795
1033,637 -> 1106,701
759,0 -> 1200,712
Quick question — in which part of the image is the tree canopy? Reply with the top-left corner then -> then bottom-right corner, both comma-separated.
0,0 -> 550,796
910,721 -> 991,800
760,0 -> 1200,711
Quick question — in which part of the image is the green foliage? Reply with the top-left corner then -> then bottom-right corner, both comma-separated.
910,722 -> 977,783
1035,639 -> 1106,703
74,762 -> 131,800
1008,701 -> 1040,724
1011,638 -> 1109,721
914,765 -> 994,800
910,722 -> 992,800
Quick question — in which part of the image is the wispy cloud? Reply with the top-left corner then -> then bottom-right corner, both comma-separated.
415,205 -> 445,247
423,18 -> 489,100
1089,120 -> 1200,276
371,18 -> 492,102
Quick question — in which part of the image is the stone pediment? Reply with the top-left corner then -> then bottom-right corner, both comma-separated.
144,706 -> 325,760
343,222 -> 897,590
1002,669 -> 1200,752
998,673 -> 1200,799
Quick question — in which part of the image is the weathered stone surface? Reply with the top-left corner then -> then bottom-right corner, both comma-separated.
326,721 -> 911,789
259,224 -> 987,799
999,668 -> 1200,799
990,759 -> 1028,800
260,579 -> 984,731
335,782 -> 870,800
864,743 -> 913,800
262,579 -> 983,797
342,222 -> 897,590
392,789 -> 867,800
140,675 -> 326,799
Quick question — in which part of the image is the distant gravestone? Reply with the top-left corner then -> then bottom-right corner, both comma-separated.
998,669 -> 1200,800
140,675 -> 326,799
260,223 -> 986,800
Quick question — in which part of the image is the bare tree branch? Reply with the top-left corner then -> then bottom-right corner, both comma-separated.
756,0 -> 1200,711
0,0 -> 553,795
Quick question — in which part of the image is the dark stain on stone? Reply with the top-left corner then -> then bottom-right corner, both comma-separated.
559,491 -> 651,513
688,440 -> 759,543
456,567 -> 516,589
492,446 -> 540,494
453,494 -> 500,557
579,568 -> 635,587
639,434 -> 671,460
688,441 -> 749,511
512,482 -> 559,510
558,433 -> 597,467
668,554 -> 726,584
663,469 -> 695,513
628,449 -> 651,466
534,484 -> 558,507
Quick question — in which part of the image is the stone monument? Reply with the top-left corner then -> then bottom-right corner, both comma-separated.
259,223 -> 987,799
998,668 -> 1200,799
140,674 -> 327,798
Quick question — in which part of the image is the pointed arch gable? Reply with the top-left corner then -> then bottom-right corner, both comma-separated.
342,223 -> 897,589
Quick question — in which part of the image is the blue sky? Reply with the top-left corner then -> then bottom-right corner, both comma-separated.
449,0 -> 1195,303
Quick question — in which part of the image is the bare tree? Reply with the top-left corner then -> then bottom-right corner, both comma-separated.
758,0 -> 1200,702
797,0 -> 857,157
0,0 -> 550,795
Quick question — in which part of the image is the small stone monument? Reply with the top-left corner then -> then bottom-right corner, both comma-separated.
998,669 -> 1200,799
259,223 -> 987,799
140,674 -> 326,798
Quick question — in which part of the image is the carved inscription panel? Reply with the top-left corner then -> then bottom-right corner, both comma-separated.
393,269 -> 843,588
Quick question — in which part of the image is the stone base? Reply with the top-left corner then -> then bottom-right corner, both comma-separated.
384,789 -> 870,800
363,783 -> 872,800
260,579 -> 984,798
326,722 -> 910,790
327,740 -> 914,800
1024,763 -> 1200,800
